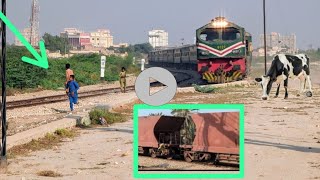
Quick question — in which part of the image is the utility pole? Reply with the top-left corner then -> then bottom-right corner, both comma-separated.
263,0 -> 267,74
0,0 -> 7,168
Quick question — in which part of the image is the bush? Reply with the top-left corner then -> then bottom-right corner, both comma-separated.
54,128 -> 75,138
89,108 -> 126,125
193,84 -> 215,93
4,45 -> 140,90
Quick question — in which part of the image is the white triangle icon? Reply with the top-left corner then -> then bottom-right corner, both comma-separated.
149,77 -> 168,96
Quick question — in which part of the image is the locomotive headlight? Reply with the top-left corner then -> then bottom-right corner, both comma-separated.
212,21 -> 228,27
232,49 -> 240,54
200,50 -> 210,55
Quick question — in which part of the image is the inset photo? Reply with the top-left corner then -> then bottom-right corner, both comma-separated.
133,104 -> 244,179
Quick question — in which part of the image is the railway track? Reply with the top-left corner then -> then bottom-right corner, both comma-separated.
5,71 -> 194,110
138,155 -> 239,171
5,80 -> 169,110
6,86 -> 135,109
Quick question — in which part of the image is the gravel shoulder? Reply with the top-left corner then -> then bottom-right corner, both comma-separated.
5,76 -> 136,136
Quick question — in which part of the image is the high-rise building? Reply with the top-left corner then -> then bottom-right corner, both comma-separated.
148,30 -> 168,48
90,29 -> 113,48
259,32 -> 297,54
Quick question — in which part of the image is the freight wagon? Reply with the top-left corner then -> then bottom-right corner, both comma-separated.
138,112 -> 239,164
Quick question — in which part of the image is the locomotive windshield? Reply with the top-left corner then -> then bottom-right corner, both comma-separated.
199,27 -> 241,42
199,28 -> 219,42
222,27 -> 241,41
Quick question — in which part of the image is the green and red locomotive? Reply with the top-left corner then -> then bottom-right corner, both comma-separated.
148,16 -> 253,84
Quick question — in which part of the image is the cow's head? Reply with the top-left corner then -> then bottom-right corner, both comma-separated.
255,75 -> 273,100
296,54 -> 309,66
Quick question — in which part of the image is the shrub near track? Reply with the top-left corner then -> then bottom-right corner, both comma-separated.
3,46 -> 139,90
89,108 -> 126,125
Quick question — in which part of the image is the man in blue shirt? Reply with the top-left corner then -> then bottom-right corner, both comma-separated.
66,75 -> 79,113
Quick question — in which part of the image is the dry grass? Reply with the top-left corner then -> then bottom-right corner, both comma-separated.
37,170 -> 62,177
172,86 -> 253,104
8,128 -> 78,159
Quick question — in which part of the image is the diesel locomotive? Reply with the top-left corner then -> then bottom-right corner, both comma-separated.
148,16 -> 253,84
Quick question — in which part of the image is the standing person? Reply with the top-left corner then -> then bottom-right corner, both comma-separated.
65,63 -> 74,93
119,67 -> 126,93
66,75 -> 79,114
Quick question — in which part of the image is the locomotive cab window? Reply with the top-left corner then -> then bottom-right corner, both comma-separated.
222,28 -> 241,41
199,29 -> 219,42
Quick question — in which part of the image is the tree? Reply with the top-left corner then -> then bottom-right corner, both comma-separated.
171,109 -> 198,145
149,112 -> 163,116
42,33 -> 70,54
133,43 -> 153,54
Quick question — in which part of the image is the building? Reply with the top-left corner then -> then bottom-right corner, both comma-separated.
14,27 -> 40,47
148,29 -> 168,48
79,33 -> 91,49
113,43 -> 129,48
60,28 -> 83,49
90,29 -> 113,48
259,32 -> 297,55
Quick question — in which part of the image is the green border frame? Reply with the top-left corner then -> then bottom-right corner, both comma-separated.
133,104 -> 245,179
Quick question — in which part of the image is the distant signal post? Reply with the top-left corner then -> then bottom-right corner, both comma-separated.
101,56 -> 106,81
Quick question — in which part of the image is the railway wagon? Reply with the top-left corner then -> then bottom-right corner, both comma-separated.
138,112 -> 239,164
148,16 -> 252,84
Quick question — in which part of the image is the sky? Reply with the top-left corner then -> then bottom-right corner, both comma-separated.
138,109 -> 239,117
6,0 -> 320,49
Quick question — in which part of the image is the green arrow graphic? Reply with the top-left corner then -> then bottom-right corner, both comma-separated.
0,12 -> 48,69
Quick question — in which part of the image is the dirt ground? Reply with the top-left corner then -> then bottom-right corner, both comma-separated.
1,64 -> 320,179
1,121 -> 134,180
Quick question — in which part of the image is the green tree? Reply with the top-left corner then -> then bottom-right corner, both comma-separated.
171,109 -> 198,145
133,43 -> 153,54
149,112 -> 163,116
42,33 -> 70,54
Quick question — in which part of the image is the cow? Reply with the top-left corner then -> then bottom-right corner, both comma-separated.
255,54 -> 312,100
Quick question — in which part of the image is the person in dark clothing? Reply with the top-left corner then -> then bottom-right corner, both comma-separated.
66,75 -> 79,113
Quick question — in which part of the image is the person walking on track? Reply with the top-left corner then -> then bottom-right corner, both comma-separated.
119,67 -> 127,93
66,75 -> 79,114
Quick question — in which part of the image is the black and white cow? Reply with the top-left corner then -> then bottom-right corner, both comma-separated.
255,54 -> 312,100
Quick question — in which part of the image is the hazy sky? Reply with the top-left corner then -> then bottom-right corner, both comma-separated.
7,0 -> 320,49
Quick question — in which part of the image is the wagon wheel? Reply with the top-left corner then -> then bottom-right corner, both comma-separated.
184,152 -> 193,162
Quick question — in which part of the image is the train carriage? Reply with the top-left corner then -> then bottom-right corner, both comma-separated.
173,49 -> 181,65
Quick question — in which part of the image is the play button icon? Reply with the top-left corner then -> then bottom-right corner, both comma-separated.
135,67 -> 177,106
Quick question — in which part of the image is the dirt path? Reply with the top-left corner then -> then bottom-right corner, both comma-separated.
1,121 -> 134,180
172,82 -> 320,179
